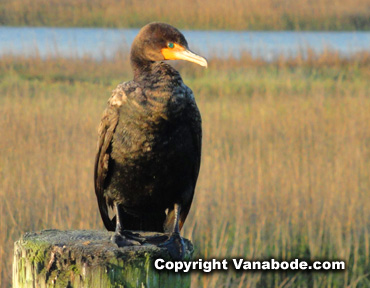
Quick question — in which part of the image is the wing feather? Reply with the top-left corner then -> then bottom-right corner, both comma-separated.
179,94 -> 202,230
94,88 -> 125,231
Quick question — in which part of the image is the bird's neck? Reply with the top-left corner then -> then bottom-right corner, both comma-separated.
130,56 -> 155,82
131,58 -> 181,86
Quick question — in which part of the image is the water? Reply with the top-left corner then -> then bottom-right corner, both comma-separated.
1,27 -> 369,60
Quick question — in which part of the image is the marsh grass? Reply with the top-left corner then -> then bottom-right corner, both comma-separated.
1,0 -> 370,30
0,52 -> 369,287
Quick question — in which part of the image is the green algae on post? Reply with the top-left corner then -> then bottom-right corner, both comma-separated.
13,230 -> 193,288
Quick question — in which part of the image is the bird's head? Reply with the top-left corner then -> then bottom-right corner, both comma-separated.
130,22 -> 208,68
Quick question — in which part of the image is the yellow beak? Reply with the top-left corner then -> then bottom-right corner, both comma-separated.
161,44 -> 208,68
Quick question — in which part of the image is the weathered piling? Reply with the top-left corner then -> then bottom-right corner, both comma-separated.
13,229 -> 193,288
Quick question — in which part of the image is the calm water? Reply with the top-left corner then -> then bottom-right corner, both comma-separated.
1,27 -> 369,60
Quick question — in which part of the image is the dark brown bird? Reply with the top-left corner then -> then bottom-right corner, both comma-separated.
94,22 -> 207,259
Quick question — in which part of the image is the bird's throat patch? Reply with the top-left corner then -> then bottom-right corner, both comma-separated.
161,43 -> 185,60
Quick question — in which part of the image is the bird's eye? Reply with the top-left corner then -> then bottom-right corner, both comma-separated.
168,42 -> 175,48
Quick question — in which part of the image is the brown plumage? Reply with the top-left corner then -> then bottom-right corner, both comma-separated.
94,22 -> 207,259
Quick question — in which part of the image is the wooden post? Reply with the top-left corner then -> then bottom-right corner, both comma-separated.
13,229 -> 193,288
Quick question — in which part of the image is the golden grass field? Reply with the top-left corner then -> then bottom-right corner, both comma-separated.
1,0 -> 370,30
0,52 -> 369,287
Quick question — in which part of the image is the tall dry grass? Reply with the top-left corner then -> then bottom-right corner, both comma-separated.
1,0 -> 370,30
0,53 -> 370,287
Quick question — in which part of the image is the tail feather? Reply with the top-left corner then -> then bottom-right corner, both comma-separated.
98,200 -> 116,231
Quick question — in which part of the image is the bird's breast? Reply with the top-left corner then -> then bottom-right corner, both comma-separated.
112,85 -> 193,156
108,102 -> 195,209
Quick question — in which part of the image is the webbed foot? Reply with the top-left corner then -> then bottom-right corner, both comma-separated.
121,230 -> 147,243
111,233 -> 141,247
159,232 -> 185,260
143,234 -> 169,245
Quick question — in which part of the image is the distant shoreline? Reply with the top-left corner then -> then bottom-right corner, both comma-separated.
1,0 -> 369,31
1,24 -> 369,31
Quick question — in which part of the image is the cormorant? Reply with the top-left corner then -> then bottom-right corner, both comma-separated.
94,22 -> 207,259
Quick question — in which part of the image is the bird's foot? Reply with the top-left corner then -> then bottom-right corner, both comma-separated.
121,230 -> 148,243
158,232 -> 185,260
111,232 -> 141,247
143,234 -> 169,245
